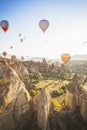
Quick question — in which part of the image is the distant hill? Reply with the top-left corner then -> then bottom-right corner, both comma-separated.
71,55 -> 87,60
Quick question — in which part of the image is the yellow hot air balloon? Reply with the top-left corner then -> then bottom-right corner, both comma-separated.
61,53 -> 71,64
39,19 -> 49,33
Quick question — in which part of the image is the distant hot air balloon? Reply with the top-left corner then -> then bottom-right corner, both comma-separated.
2,51 -> 7,57
21,56 -> 24,60
19,34 -> 21,37
39,19 -> 49,33
61,53 -> 71,64
20,38 -> 23,43
10,46 -> 13,49
83,41 -> 87,45
0,20 -> 9,32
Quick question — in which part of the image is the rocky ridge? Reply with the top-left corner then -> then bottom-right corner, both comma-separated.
0,57 -> 87,130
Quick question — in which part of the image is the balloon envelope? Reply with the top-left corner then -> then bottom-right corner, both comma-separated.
2,51 -> 7,57
61,53 -> 71,64
83,41 -> 87,45
21,56 -> 24,60
19,34 -> 21,37
20,38 -> 23,42
39,19 -> 49,33
0,20 -> 9,32
10,46 -> 13,49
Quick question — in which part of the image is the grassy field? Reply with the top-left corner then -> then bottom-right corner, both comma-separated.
31,72 -> 70,110
20,72 -> 71,110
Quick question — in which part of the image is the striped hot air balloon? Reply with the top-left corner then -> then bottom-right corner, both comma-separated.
39,19 -> 49,33
0,20 -> 9,32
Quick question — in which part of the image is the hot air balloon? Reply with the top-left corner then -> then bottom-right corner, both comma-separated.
61,53 -> 71,64
0,20 -> 9,32
10,46 -> 13,49
39,19 -> 49,33
2,51 -> 7,57
21,56 -> 24,60
19,34 -> 21,37
20,38 -> 23,43
83,41 -> 87,45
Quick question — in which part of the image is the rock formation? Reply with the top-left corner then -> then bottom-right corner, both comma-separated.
33,87 -> 51,130
0,65 -> 31,130
66,73 -> 83,110
66,73 -> 87,124
0,57 -> 87,130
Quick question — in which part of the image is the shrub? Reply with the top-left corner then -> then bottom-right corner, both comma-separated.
50,90 -> 60,97
61,99 -> 66,108
51,99 -> 62,110
30,89 -> 39,96
59,88 -> 65,94
0,79 -> 3,85
58,73 -> 70,80
20,75 -> 29,81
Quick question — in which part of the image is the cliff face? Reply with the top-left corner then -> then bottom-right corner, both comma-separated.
66,73 -> 83,110
10,61 -> 29,76
1,57 -> 87,130
0,57 -> 29,76
24,61 -> 66,74
0,59 -> 52,130
80,83 -> 87,124
0,59 -> 8,78
0,65 -> 31,130
66,73 -> 87,124
33,87 -> 51,130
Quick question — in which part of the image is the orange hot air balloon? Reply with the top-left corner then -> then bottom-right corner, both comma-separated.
39,19 -> 49,33
61,53 -> 71,64
0,20 -> 9,32
2,51 -> 7,57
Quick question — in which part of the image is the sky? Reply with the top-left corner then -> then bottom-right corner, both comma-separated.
0,0 -> 87,59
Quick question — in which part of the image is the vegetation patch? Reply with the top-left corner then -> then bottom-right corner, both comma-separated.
51,99 -> 62,110
19,75 -> 29,81
30,89 -> 39,96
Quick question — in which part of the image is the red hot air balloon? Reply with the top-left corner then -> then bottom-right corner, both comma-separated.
0,20 -> 9,32
61,53 -> 71,64
39,19 -> 49,33
2,51 -> 7,57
